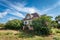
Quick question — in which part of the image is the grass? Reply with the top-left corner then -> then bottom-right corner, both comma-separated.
0,30 -> 53,40
15,30 -> 36,38
53,36 -> 60,40
0,28 -> 60,40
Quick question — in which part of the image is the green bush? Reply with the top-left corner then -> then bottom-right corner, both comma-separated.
57,24 -> 60,28
55,15 -> 60,28
40,27 -> 51,35
5,19 -> 23,30
32,14 -> 52,35
0,23 -> 5,27
56,30 -> 60,33
34,26 -> 51,35
51,21 -> 58,28
53,36 -> 60,40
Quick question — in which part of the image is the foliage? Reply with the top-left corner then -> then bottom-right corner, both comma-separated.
56,30 -> 60,33
55,15 -> 60,21
55,15 -> 60,28
53,36 -> 60,40
5,19 -> 23,30
32,14 -> 52,35
51,21 -> 58,28
0,23 -> 5,27
58,24 -> 60,28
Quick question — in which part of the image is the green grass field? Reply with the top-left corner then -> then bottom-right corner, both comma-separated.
0,28 -> 60,40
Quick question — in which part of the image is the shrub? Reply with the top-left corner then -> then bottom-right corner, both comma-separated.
55,15 -> 60,28
5,19 -> 23,30
0,23 -> 5,28
53,36 -> 60,40
32,14 -> 52,35
56,29 -> 60,33
34,26 -> 51,35
57,24 -> 60,28
40,27 -> 51,35
51,21 -> 58,28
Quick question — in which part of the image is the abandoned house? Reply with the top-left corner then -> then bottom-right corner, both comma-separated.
23,13 -> 39,30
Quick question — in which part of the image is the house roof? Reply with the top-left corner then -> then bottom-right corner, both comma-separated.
23,13 -> 39,20
31,13 -> 39,18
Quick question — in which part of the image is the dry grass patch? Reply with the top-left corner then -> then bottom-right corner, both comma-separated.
0,29 -> 60,40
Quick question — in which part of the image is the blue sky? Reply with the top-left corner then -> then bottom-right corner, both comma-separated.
0,0 -> 60,23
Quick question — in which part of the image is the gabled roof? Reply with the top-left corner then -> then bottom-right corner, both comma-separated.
31,13 -> 39,18
23,13 -> 39,20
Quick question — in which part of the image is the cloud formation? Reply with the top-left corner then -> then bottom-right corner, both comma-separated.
0,0 -> 60,23
0,0 -> 40,19
0,9 -> 9,18
43,0 -> 60,12
8,17 -> 19,20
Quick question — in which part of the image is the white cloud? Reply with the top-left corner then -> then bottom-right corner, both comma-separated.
9,11 -> 25,18
41,0 -> 60,19
43,0 -> 60,12
9,2 -> 39,13
1,0 -> 40,13
0,9 -> 24,18
0,1 -> 25,18
0,0 -> 41,19
0,9 -> 9,18
24,7 -> 37,13
8,17 -> 19,20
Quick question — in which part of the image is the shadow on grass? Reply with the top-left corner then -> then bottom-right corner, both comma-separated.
14,30 -> 51,38
14,30 -> 36,38
0,27 -> 51,38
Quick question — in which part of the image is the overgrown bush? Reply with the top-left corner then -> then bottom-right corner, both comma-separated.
0,23 -> 5,28
32,14 -> 52,35
53,36 -> 60,40
5,19 -> 23,30
51,21 -> 58,28
40,27 -> 51,35
56,29 -> 60,33
55,15 -> 60,28
57,24 -> 60,28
